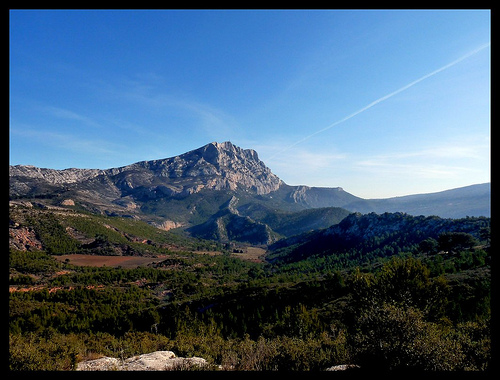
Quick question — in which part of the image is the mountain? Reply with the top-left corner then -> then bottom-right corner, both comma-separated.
9,141 -> 282,201
187,204 -> 279,245
9,141 -> 490,245
9,142 -> 353,244
343,183 -> 490,218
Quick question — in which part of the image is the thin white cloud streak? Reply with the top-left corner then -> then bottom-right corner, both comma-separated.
40,106 -> 102,128
363,138 -> 489,162
354,136 -> 489,181
104,78 -> 241,140
269,42 -> 491,160
355,160 -> 476,180
273,149 -> 347,171
11,127 -> 126,159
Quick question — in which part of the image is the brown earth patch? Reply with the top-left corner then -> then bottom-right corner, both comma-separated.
231,246 -> 266,262
54,254 -> 165,268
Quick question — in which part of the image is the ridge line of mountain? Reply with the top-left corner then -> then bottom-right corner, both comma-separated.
9,141 -> 490,233
9,140 -> 489,203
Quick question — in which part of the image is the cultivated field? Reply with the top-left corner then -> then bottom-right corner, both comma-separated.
54,254 -> 164,268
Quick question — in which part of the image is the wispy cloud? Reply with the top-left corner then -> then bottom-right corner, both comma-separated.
356,159 -> 475,180
11,126 -> 127,163
354,136 -> 489,180
364,142 -> 488,162
255,142 -> 348,185
275,149 -> 347,171
98,74 -> 241,140
259,134 -> 489,194
269,42 -> 491,159
39,105 -> 102,128
170,98 -> 241,139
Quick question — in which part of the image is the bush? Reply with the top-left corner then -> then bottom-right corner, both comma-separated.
353,303 -> 464,370
9,332 -> 81,370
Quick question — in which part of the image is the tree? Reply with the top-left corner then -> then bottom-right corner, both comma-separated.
418,238 -> 438,254
479,227 -> 490,244
375,257 -> 449,317
438,232 -> 478,252
353,303 -> 464,370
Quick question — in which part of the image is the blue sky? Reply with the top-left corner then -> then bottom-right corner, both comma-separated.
10,9 -> 490,198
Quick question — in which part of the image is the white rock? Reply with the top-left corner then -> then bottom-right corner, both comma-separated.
76,351 -> 209,371
76,357 -> 121,371
324,364 -> 360,371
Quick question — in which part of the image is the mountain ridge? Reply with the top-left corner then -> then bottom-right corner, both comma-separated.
9,141 -> 490,244
10,141 -> 282,198
344,182 -> 490,218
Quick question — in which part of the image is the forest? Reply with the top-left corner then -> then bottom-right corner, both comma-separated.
9,206 -> 491,371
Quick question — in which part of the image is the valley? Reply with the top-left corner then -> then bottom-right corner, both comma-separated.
9,142 -> 491,371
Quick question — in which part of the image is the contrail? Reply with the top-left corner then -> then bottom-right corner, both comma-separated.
269,42 -> 490,160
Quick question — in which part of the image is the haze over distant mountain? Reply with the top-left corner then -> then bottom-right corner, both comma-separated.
9,141 -> 490,244
345,183 -> 490,219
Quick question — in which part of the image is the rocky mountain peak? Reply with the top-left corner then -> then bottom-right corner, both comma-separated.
161,141 -> 282,195
9,141 -> 283,202
192,141 -> 260,166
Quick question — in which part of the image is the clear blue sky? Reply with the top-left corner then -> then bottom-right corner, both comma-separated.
10,9 -> 490,198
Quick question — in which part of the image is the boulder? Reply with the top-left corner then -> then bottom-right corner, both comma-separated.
76,351 -> 210,371
324,364 -> 361,371
76,356 -> 121,371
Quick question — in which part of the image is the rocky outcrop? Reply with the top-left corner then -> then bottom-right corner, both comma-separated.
9,226 -> 43,251
325,364 -> 361,371
9,165 -> 104,185
120,141 -> 282,196
154,220 -> 185,231
76,351 -> 361,371
60,199 -> 75,206
8,142 -> 290,243
76,351 -> 210,371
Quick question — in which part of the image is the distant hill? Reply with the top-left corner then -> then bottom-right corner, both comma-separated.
268,211 -> 490,265
9,141 -> 490,244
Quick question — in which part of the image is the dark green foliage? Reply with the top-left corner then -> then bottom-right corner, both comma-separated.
8,210 -> 491,371
25,212 -> 81,254
10,250 -> 63,275
352,303 -> 465,370
418,237 -> 438,254
268,213 -> 490,266
438,232 -> 478,252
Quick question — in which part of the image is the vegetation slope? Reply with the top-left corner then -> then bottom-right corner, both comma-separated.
9,203 -> 491,371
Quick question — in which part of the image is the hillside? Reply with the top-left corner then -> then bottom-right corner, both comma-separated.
9,205 -> 491,370
268,212 -> 490,265
9,173 -> 491,371
8,201 -> 222,256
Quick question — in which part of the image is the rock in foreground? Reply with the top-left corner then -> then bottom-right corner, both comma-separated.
76,351 -> 210,371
